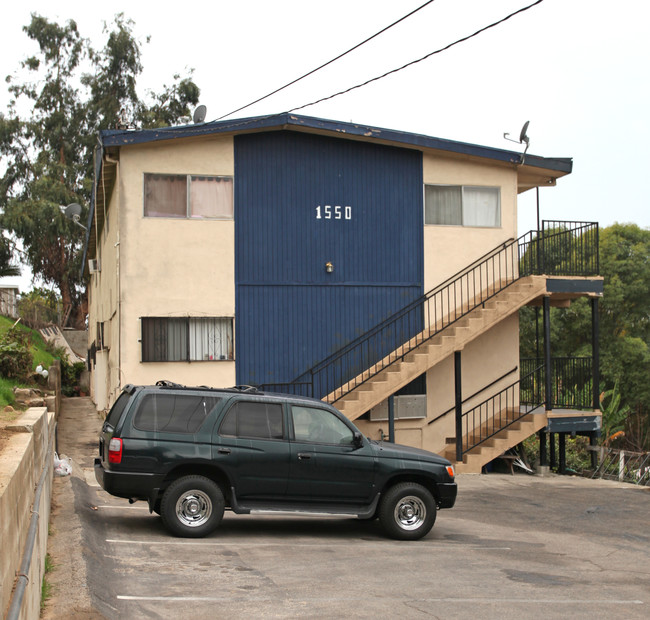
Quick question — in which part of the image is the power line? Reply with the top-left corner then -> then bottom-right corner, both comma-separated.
286,0 -> 545,115
214,0 -> 438,121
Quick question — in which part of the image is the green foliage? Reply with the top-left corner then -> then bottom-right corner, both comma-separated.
0,234 -> 20,277
0,326 -> 33,381
17,287 -> 60,327
0,376 -> 21,409
41,553 -> 54,610
599,382 -> 630,444
1,13 -> 200,328
520,223 -> 650,449
56,347 -> 85,396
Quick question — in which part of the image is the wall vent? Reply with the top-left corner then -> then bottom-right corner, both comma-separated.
88,259 -> 101,273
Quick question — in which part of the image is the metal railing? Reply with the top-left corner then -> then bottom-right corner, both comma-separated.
261,222 -> 599,405
459,365 -> 545,458
521,357 -> 595,410
590,447 -> 650,486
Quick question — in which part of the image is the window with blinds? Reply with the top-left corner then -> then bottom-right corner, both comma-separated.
141,317 -> 234,362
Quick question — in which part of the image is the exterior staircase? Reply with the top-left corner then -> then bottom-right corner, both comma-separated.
330,275 -> 548,422
443,411 -> 548,473
265,222 -> 600,473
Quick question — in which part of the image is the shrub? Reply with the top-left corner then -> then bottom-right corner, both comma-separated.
0,327 -> 33,381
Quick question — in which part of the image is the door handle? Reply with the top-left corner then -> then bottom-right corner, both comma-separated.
218,447 -> 231,455
297,453 -> 311,460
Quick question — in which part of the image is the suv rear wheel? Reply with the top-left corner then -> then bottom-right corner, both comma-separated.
161,475 -> 225,538
379,482 -> 436,540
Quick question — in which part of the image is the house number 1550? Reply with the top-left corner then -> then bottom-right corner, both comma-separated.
316,205 -> 352,220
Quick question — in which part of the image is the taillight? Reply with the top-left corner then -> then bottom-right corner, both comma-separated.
108,438 -> 123,464
445,465 -> 455,479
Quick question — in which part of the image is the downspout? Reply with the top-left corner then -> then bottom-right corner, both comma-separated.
104,152 -> 121,398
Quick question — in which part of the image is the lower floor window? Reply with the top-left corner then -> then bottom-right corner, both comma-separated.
141,317 -> 234,362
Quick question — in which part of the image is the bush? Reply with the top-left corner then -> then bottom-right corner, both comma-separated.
0,327 -> 33,381
61,359 -> 85,396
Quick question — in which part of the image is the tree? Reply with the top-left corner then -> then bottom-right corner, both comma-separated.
0,235 -> 20,277
0,14 -> 200,328
520,223 -> 650,448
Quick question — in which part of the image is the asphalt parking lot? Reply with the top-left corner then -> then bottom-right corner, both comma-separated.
44,398 -> 650,620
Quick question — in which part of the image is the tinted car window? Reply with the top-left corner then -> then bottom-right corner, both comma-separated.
291,406 -> 354,445
105,391 -> 131,428
133,394 -> 221,433
219,401 -> 284,439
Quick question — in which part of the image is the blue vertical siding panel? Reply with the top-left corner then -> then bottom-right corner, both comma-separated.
235,131 -> 423,394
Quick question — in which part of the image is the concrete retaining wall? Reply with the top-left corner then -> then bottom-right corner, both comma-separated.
0,408 -> 55,620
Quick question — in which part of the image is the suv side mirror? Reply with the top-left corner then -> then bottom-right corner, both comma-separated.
353,431 -> 364,449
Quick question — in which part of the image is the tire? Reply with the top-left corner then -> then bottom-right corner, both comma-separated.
378,483 -> 436,540
160,475 -> 225,538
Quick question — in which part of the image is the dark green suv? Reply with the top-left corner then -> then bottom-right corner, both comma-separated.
94,382 -> 457,540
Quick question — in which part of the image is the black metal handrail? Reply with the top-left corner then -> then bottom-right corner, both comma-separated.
521,356 -> 595,410
261,221 -> 599,403
459,365 -> 545,457
429,366 -> 518,425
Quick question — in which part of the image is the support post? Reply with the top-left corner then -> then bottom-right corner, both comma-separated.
455,351 -> 463,463
539,430 -> 547,467
558,433 -> 566,474
536,188 -> 542,274
549,432 -> 556,470
589,432 -> 598,469
388,395 -> 395,443
543,296 -> 552,412
592,297 -> 600,411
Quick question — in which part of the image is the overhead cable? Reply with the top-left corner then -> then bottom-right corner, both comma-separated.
214,0 -> 437,121
286,0 -> 545,115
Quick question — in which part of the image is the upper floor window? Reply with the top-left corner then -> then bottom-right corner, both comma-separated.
144,173 -> 233,219
425,185 -> 500,228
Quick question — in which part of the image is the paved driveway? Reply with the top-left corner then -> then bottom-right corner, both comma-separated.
44,398 -> 650,619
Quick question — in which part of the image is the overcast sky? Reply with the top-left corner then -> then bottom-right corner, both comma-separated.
1,0 -> 648,290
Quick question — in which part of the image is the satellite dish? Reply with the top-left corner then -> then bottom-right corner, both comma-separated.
193,105 -> 207,124
64,203 -> 83,219
60,202 -> 87,230
503,120 -> 531,164
519,121 -> 530,145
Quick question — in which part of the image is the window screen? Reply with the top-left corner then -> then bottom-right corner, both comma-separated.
144,173 -> 233,219
190,176 -> 233,219
141,317 -> 233,362
144,174 -> 187,218
425,185 -> 500,228
219,401 -> 284,439
133,393 -> 221,433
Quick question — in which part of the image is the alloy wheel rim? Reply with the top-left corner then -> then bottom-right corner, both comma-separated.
176,490 -> 212,527
394,495 -> 426,530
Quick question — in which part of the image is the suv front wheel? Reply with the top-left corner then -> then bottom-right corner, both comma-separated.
379,482 -> 436,540
161,475 -> 225,538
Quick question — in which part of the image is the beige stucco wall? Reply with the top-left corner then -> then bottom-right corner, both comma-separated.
422,153 -> 518,292
88,169 -> 121,407
88,135 -> 237,408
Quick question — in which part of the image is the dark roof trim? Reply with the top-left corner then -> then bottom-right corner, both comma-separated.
100,112 -> 572,174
